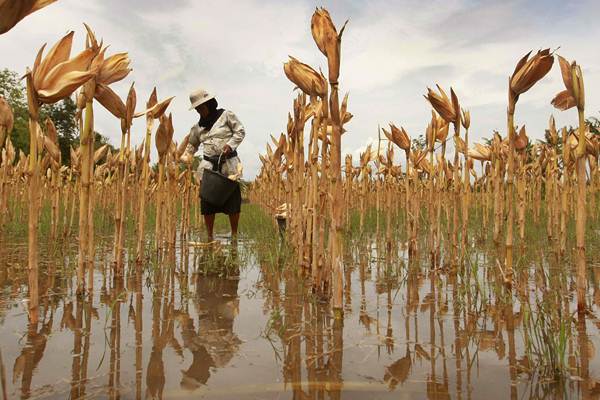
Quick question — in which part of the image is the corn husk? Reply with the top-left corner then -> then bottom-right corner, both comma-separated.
135,94 -> 174,119
510,49 -> 554,97
514,126 -> 529,151
436,120 -> 450,142
0,0 -> 57,34
43,117 -> 60,163
273,134 -> 287,161
310,7 -> 347,83
32,39 -> 56,85
146,87 -> 157,110
2,140 -> 15,164
94,83 -> 126,119
552,56 -> 584,111
564,130 -> 596,157
42,134 -> 60,162
44,116 -> 57,143
0,96 -> 14,149
93,143 -> 109,164
551,90 -> 576,111
548,115 -> 558,145
40,153 -> 50,172
70,146 -> 80,169
311,8 -> 335,58
155,113 -> 174,158
461,109 -> 470,130
96,52 -> 131,86
385,124 -> 411,151
176,134 -> 190,159
125,82 -> 137,127
284,56 -> 327,98
468,143 -> 492,161
450,88 -> 461,127
454,135 -> 467,154
425,85 -> 457,124
32,31 -> 98,103
0,96 -> 14,130
302,99 -> 322,123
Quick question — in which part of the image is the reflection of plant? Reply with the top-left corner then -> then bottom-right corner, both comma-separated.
263,308 -> 284,336
522,300 -> 571,381
261,308 -> 284,363
384,347 -> 411,390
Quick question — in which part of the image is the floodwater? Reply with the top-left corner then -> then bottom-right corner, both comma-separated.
2,221 -> 600,399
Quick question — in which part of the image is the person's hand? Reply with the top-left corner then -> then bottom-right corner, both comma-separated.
222,144 -> 233,155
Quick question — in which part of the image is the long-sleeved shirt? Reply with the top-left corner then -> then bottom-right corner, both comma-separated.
185,110 -> 245,180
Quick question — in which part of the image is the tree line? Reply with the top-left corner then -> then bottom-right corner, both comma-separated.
0,68 -> 114,164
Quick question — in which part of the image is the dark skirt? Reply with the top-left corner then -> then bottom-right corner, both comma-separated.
200,183 -> 241,215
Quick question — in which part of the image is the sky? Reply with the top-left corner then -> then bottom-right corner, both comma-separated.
1,0 -> 599,177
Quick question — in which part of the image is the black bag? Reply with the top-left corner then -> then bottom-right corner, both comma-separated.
200,152 -> 238,207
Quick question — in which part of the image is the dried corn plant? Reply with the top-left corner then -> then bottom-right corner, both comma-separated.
75,24 -> 132,293
4,4 -> 600,330
0,0 -> 57,34
551,54 -> 588,312
252,7 -> 350,313
250,37 -> 600,314
425,85 -> 463,265
135,88 -> 173,261
154,112 -> 174,252
505,49 -> 554,281
24,29 -> 98,320
113,83 -> 137,269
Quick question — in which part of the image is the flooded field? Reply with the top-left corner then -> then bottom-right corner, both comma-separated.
1,205 -> 600,399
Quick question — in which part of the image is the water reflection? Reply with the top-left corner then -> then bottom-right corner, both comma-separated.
384,347 -> 411,390
13,318 -> 52,399
0,231 -> 600,399
179,271 -> 241,391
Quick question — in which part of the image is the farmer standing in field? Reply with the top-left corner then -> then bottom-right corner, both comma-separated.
180,88 -> 245,241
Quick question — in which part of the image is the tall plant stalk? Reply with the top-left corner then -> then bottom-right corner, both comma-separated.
77,98 -> 93,294
136,114 -> 154,261
25,82 -> 41,323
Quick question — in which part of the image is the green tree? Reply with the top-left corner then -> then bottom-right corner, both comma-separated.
0,68 -> 28,153
0,68 -> 114,164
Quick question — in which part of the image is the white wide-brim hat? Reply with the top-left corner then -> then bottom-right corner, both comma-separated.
189,88 -> 215,110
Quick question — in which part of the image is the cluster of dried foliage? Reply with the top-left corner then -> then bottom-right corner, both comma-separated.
0,7 -> 207,323
251,10 -> 595,314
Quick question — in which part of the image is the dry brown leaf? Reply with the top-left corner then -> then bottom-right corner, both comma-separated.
510,49 -> 554,96
33,31 -> 75,89
93,144 -> 109,164
310,7 -> 347,83
283,56 -> 327,98
425,85 -> 456,124
94,83 -> 126,119
97,52 -> 131,85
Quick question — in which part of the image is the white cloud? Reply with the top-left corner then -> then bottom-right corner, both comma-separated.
1,0 -> 599,178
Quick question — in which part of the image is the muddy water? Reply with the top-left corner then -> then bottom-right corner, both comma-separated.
1,229 -> 600,399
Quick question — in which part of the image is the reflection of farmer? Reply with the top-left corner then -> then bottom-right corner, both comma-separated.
181,89 -> 246,241
179,315 -> 215,390
146,346 -> 166,399
179,272 -> 241,390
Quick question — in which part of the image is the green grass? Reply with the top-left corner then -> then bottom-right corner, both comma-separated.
522,298 -> 572,381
